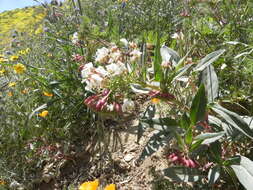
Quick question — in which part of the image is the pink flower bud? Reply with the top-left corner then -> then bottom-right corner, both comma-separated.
113,102 -> 122,113
188,159 -> 196,168
73,54 -> 84,62
84,95 -> 99,106
102,89 -> 110,96
95,97 -> 108,111
78,64 -> 85,72
171,156 -> 179,162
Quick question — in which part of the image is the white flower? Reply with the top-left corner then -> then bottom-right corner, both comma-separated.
109,50 -> 122,63
72,32 -> 79,44
106,62 -> 126,76
130,49 -> 142,62
120,38 -> 128,46
122,99 -> 135,113
221,63 -> 227,70
107,104 -> 114,112
171,32 -> 184,40
81,62 -> 94,79
95,66 -> 108,77
161,61 -> 171,68
129,41 -> 138,49
85,74 -> 104,91
95,47 -> 109,63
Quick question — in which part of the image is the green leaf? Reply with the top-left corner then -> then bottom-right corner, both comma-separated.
138,131 -> 172,162
154,32 -> 162,81
200,65 -> 218,103
208,165 -> 221,185
211,104 -> 253,140
189,139 -> 203,152
130,83 -> 151,94
190,84 -> 207,125
174,131 -> 185,151
140,118 -> 179,132
231,156 -> 253,190
194,49 -> 225,72
180,113 -> 191,130
160,45 -> 180,66
163,167 -> 204,182
185,127 -> 193,145
195,132 -> 225,145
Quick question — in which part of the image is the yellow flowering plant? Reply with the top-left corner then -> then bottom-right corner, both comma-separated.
13,63 -> 26,74
79,180 -> 116,190
38,110 -> 49,118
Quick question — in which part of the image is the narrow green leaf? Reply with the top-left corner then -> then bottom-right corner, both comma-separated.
211,104 -> 253,140
208,165 -> 221,185
194,49 -> 225,72
140,118 -> 179,132
195,132 -> 225,145
200,65 -> 219,103
231,156 -> 253,190
154,32 -> 162,81
190,84 -> 207,125
185,127 -> 193,145
180,113 -> 191,130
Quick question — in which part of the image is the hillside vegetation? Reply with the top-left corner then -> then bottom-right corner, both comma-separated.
0,6 -> 45,47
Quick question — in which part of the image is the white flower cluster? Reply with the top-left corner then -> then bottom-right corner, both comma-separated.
80,42 -> 142,114
80,45 -> 130,91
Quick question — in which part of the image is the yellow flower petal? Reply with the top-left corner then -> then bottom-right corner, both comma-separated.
8,82 -> 16,87
43,91 -> 53,97
104,184 -> 116,190
39,110 -> 49,118
79,179 -> 99,190
22,89 -> 29,94
13,63 -> 26,74
0,69 -> 5,75
0,180 -> 6,185
10,55 -> 19,61
7,92 -> 13,97
0,57 -> 8,63
151,98 -> 160,104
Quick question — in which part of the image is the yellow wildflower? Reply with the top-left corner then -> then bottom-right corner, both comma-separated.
0,57 -> 8,63
7,92 -> 13,97
8,82 -> 16,87
43,91 -> 53,97
10,55 -> 19,61
151,98 -> 160,104
13,63 -> 26,74
18,48 -> 30,55
22,89 -> 29,94
0,180 -> 6,185
79,179 -> 99,190
39,110 -> 49,118
0,69 -> 5,75
104,184 -> 116,190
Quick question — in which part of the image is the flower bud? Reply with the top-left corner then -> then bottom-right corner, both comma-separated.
102,89 -> 110,96
113,102 -> 122,113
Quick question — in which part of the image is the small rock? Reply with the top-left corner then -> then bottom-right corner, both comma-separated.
124,153 -> 135,162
